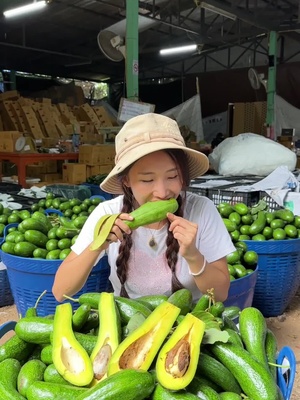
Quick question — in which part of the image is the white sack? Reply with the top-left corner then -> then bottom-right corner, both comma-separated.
208,133 -> 297,176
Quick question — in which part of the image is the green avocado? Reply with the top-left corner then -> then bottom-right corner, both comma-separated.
156,313 -> 205,391
108,301 -> 180,376
90,292 -> 121,385
52,303 -> 94,386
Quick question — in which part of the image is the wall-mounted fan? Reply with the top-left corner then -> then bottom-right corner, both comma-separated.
248,68 -> 268,91
97,30 -> 126,62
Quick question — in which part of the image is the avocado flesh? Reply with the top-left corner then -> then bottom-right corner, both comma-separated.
108,301 -> 181,376
156,313 -> 205,390
52,303 -> 94,387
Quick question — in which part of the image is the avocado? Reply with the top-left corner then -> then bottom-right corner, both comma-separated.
156,313 -> 205,390
90,292 -> 121,384
108,301 -> 180,376
52,303 -> 93,386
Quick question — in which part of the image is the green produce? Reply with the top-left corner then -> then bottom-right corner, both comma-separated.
0,333 -> 35,363
108,301 -> 180,376
152,383 -> 199,399
24,229 -> 48,248
91,198 -> 178,250
43,363 -> 72,385
0,358 -> 26,400
115,296 -> 152,324
210,342 -> 278,400
14,241 -> 37,257
76,369 -> 155,400
136,294 -> 168,309
52,303 -> 94,386
196,352 -> 241,393
72,303 -> 91,332
15,317 -> 53,344
90,292 -> 121,383
265,329 -> 278,381
156,313 -> 205,390
17,359 -> 46,397
239,307 -> 269,368
188,375 -> 221,399
167,288 -> 193,315
26,381 -> 87,400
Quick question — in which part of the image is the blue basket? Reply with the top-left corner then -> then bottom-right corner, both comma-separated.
0,251 -> 111,317
243,239 -> 300,317
82,183 -> 114,200
224,266 -> 258,310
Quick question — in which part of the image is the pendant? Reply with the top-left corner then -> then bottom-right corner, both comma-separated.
149,237 -> 157,248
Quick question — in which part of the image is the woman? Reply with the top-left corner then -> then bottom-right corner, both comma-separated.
52,113 -> 235,303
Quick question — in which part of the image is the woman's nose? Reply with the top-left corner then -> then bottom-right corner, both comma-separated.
153,180 -> 169,198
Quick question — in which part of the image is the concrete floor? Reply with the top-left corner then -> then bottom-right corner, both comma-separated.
0,289 -> 299,399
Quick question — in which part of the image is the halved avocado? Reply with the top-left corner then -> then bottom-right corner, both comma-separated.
156,313 -> 205,390
52,303 -> 94,386
108,301 -> 181,376
90,292 -> 121,384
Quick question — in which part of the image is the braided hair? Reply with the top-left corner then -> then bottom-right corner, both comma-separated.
115,149 -> 191,297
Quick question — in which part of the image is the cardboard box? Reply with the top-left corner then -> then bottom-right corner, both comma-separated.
0,131 -> 22,152
40,173 -> 62,183
62,163 -> 87,184
78,144 -> 115,165
86,164 -> 113,177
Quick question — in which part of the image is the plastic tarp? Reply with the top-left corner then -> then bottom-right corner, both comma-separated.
162,94 -> 204,141
275,95 -> 300,138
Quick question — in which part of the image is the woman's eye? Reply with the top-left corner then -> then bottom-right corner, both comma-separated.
141,179 -> 153,183
168,175 -> 178,180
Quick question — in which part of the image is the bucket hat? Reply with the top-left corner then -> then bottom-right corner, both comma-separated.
100,113 -> 209,194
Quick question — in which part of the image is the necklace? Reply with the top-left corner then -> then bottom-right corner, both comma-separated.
147,221 -> 163,248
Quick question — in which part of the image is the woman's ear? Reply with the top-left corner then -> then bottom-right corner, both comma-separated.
122,176 -> 130,188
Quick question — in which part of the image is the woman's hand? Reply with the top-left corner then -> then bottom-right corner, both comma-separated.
167,212 -> 199,260
99,213 -> 133,248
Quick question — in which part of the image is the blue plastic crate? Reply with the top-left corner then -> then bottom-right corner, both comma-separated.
243,239 -> 300,317
224,266 -> 258,310
82,183 -> 114,200
0,251 -> 111,317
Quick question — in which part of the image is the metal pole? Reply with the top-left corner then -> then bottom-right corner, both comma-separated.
126,0 -> 139,100
266,31 -> 277,140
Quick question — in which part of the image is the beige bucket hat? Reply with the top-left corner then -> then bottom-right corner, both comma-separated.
100,113 -> 209,194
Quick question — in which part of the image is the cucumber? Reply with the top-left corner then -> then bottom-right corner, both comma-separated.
31,211 -> 53,230
197,352 -> 241,394
153,383 -> 199,399
15,317 -> 54,344
210,342 -> 278,400
115,296 -> 152,324
17,359 -> 47,397
191,294 -> 210,314
76,369 -> 155,400
0,358 -> 26,400
238,307 -> 268,368
0,332 -> 35,363
26,381 -> 87,400
224,328 -> 244,348
24,230 -> 49,248
167,288 -> 193,315
221,306 -> 241,321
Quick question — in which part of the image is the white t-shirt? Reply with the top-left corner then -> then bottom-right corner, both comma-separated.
72,192 -> 235,300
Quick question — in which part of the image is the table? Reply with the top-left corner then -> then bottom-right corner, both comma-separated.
0,152 -> 79,188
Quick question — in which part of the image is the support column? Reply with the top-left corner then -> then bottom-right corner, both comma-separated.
266,31 -> 277,140
125,0 -> 139,100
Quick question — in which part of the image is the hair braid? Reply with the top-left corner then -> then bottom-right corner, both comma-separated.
115,185 -> 134,297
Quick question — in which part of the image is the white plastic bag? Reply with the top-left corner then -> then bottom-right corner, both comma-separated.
209,133 -> 297,176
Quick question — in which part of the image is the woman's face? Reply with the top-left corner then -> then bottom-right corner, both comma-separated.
124,150 -> 183,206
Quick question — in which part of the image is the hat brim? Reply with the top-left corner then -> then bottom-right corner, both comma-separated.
100,142 -> 209,194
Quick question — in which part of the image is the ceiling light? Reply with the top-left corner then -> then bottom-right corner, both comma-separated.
3,1 -> 47,18
200,2 -> 237,21
160,44 -> 199,56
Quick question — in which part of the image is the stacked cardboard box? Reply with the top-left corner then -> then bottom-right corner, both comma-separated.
79,144 -> 115,181
0,131 -> 22,152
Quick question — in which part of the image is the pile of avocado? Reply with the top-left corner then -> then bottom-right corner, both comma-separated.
0,192 -> 103,260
